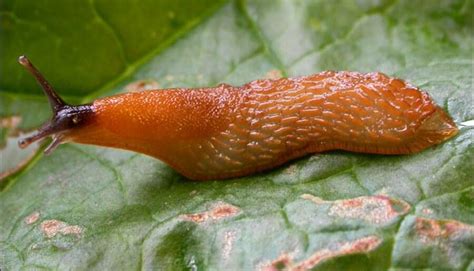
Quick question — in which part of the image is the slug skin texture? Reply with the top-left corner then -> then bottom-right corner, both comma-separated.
64,71 -> 458,180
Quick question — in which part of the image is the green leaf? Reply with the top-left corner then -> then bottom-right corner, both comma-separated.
1,0 -> 473,270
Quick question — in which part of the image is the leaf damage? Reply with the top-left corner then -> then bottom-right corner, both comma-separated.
259,235 -> 382,271
39,219 -> 83,238
415,217 -> 474,249
301,194 -> 411,225
181,202 -> 241,223
24,211 -> 41,225
393,216 -> 474,269
125,79 -> 161,92
0,116 -> 22,137
264,70 -> 283,80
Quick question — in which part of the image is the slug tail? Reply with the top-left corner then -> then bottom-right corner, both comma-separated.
415,106 -> 458,146
17,55 -> 94,154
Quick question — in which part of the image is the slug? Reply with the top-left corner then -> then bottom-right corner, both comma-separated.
17,56 -> 458,180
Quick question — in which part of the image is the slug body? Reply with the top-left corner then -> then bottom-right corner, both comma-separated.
18,56 -> 458,180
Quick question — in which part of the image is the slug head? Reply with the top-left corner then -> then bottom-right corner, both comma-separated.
17,56 -> 93,154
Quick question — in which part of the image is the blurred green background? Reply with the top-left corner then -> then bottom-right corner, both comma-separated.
0,0 -> 473,270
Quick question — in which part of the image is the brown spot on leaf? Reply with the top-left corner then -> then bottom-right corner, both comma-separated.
1,116 -> 23,150
61,225 -> 83,235
181,202 -> 240,223
295,235 -> 382,270
300,194 -> 326,204
0,116 -> 22,133
24,211 -> 40,225
302,194 -> 410,225
125,79 -> 160,92
397,217 -> 474,268
184,213 -> 207,223
259,235 -> 382,271
421,208 -> 433,215
264,70 -> 283,80
211,203 -> 240,219
415,217 -> 474,246
39,219 -> 83,238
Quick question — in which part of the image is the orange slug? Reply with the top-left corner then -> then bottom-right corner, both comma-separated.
18,56 -> 458,180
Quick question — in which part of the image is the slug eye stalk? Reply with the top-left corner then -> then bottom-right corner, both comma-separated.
18,56 -> 66,113
17,55 -> 93,154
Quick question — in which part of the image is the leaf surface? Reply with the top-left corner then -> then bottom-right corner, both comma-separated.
1,0 -> 473,270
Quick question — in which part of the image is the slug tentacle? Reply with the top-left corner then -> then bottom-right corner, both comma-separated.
18,56 -> 66,113
17,56 -> 94,153
18,56 -> 458,180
